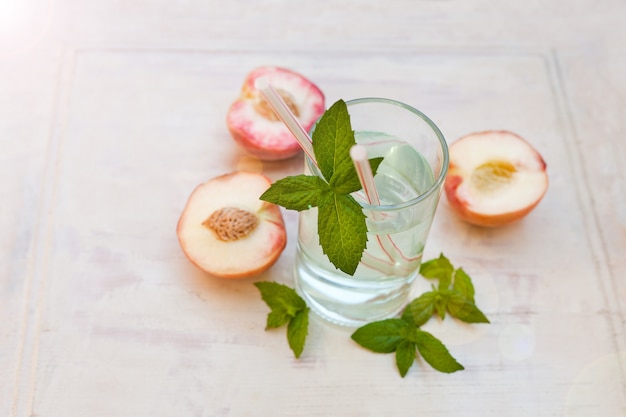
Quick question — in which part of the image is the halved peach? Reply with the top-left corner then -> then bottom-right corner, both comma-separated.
177,171 -> 287,278
444,130 -> 549,227
226,66 -> 325,161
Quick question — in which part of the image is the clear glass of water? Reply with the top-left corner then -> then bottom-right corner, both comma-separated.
294,98 -> 449,327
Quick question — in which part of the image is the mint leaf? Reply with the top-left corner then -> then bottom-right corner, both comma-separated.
329,156 -> 386,195
312,99 -> 354,183
287,308 -> 309,358
415,329 -> 464,373
260,175 -> 329,211
399,321 -> 420,343
368,157 -> 384,177
420,253 -> 454,289
434,291 -> 449,320
329,162 -> 360,194
259,99 -> 386,276
353,316 -> 464,376
255,281 -> 306,318
395,340 -> 416,378
452,268 -> 475,302
415,256 -> 490,325
351,318 -> 407,353
254,282 -> 309,358
266,309 -> 290,328
401,291 -> 436,327
317,192 -> 367,275
311,100 -> 384,196
447,292 -> 490,324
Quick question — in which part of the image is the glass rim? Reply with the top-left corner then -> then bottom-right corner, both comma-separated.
308,97 -> 449,211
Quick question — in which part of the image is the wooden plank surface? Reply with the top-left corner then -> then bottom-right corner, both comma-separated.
1,1 -> 625,416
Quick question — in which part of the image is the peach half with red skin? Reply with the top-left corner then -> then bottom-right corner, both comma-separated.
226,66 -> 325,161
177,171 -> 287,279
444,130 -> 549,227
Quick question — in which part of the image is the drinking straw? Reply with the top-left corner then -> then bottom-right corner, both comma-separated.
349,145 -> 381,206
254,82 -> 412,275
254,77 -> 317,164
350,144 -> 412,270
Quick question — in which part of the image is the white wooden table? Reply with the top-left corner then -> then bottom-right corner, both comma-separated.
2,1 -> 625,416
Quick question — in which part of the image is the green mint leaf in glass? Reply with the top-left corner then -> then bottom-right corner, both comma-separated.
395,340 -> 417,378
401,291 -> 436,327
287,308 -> 310,358
368,157 -> 384,177
330,156 -> 386,195
260,175 -> 329,211
452,267 -> 475,302
312,99 -> 355,184
351,318 -> 408,353
415,329 -> 464,373
419,253 -> 454,289
254,281 -> 309,358
447,292 -> 490,324
317,192 -> 367,275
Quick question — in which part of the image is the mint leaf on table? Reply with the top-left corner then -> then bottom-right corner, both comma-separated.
447,292 -> 490,324
420,253 -> 454,289
414,329 -> 465,373
253,256 -> 487,374
352,255 -> 491,376
287,309 -> 309,358
260,99 -> 383,276
351,316 -> 463,377
395,340 -> 417,377
401,291 -> 436,327
452,267 -> 475,301
254,281 -> 309,358
350,318 -> 408,353
414,254 -> 490,324
434,291 -> 449,320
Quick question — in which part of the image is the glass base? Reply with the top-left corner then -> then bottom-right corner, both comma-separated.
294,250 -> 416,327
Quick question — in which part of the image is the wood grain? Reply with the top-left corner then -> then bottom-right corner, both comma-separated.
1,1 -> 625,416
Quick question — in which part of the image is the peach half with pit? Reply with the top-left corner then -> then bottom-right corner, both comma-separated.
226,66 -> 325,161
177,171 -> 287,278
444,130 -> 549,227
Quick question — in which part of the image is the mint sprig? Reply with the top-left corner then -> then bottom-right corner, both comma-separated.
353,255 -> 490,377
254,281 -> 309,358
351,318 -> 464,377
254,256 -> 489,377
409,253 -> 490,324
260,99 -> 383,275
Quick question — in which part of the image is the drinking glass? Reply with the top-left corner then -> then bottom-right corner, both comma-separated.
294,98 -> 448,326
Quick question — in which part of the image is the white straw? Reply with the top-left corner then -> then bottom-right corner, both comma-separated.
349,145 -> 381,205
254,77 -> 316,164
350,144 -> 416,271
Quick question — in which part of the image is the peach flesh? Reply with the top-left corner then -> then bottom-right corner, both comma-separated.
177,172 -> 287,279
444,130 -> 548,227
226,66 -> 325,161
